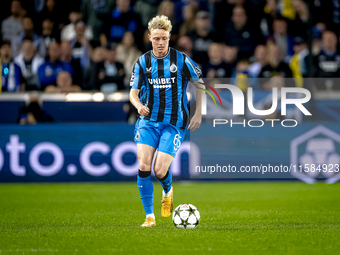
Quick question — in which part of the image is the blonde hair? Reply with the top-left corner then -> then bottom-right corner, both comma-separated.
148,15 -> 172,33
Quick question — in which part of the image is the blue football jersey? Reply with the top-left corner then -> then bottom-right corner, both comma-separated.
130,47 -> 202,129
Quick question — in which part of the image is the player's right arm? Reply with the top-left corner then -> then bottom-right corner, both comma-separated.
129,60 -> 149,116
130,89 -> 150,116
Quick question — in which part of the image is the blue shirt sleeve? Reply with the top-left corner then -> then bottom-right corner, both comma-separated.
130,59 -> 144,90
182,54 -> 202,83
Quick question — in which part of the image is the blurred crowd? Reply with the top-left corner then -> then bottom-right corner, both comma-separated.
1,0 -> 340,94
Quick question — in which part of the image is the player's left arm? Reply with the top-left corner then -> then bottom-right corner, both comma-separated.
188,79 -> 205,132
183,55 -> 205,132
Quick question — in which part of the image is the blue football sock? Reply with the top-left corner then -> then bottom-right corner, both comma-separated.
137,170 -> 153,216
158,170 -> 172,194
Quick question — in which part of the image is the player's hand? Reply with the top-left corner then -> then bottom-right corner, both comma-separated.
188,114 -> 201,132
137,104 -> 150,116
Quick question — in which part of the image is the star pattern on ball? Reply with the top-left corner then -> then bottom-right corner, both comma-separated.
187,206 -> 196,214
173,204 -> 200,229
174,209 -> 180,217
179,217 -> 189,228
193,217 -> 199,226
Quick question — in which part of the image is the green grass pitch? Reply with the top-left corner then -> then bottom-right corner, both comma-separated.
1,182 -> 340,254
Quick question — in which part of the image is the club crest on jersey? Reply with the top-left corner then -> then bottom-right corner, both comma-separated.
146,67 -> 152,73
170,63 -> 177,73
135,131 -> 140,140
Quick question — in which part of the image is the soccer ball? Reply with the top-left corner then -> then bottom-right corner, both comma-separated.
172,204 -> 200,229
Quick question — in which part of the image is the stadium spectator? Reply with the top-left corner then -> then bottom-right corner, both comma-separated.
37,41 -> 73,90
263,0 -> 308,39
70,20 -> 91,72
260,0 -> 279,37
249,45 -> 267,78
231,59 -> 253,91
0,40 -> 25,92
85,43 -> 125,91
2,0 -> 340,95
12,16 -> 44,57
276,0 -> 296,20
38,0 -> 67,30
313,31 -> 340,75
33,0 -> 46,14
100,0 -> 142,49
83,46 -> 106,89
176,35 -> 193,57
311,0 -> 340,33
223,45 -> 238,71
14,36 -> 44,90
134,0 -> 162,28
311,22 -> 327,56
259,44 -> 293,89
98,42 -> 125,91
116,31 -> 142,85
289,0 -> 309,37
289,37 -> 309,87
186,11 -> 220,65
224,6 -> 259,59
61,10 -> 93,41
1,0 -> 23,42
91,47 -> 106,63
313,30 -> 340,90
179,3 -> 198,36
213,0 -> 255,32
267,18 -> 295,63
45,71 -> 81,93
60,40 -> 83,87
41,19 -> 55,58
81,0 -> 115,42
157,1 -> 175,25
202,43 -> 232,78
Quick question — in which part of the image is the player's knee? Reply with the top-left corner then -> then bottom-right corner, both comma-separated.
139,161 -> 152,172
154,165 -> 167,179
